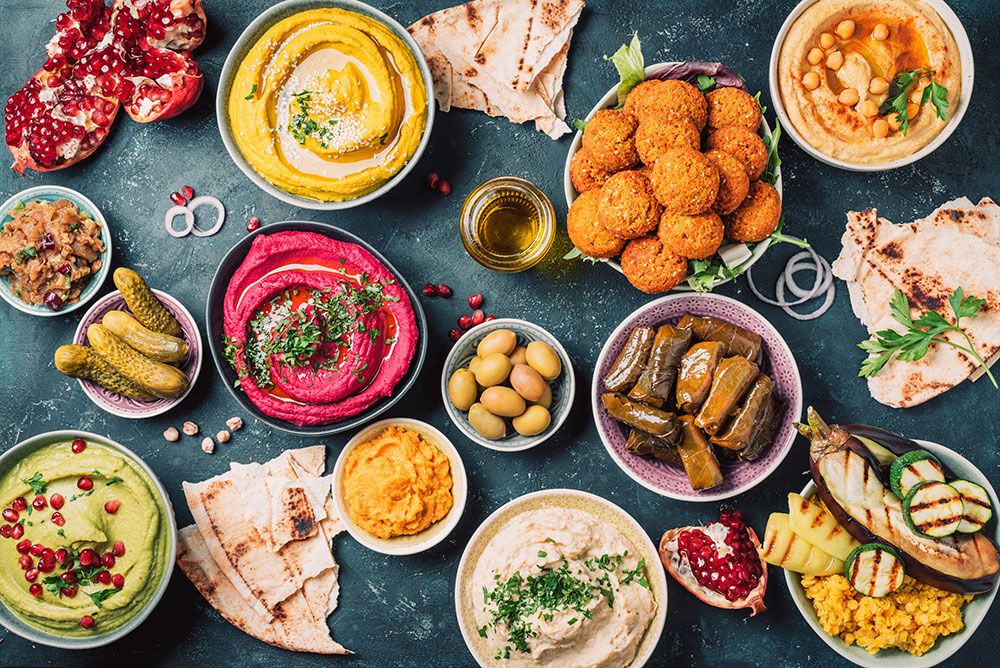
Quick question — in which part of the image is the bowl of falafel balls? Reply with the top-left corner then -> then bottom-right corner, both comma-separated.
563,37 -> 792,294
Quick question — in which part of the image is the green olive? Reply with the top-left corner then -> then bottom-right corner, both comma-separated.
468,356 -> 483,374
509,363 -> 546,402
526,341 -> 562,380
479,386 -> 526,418
477,329 -> 517,358
532,383 -> 553,409
448,368 -> 478,411
474,353 -> 512,388
513,405 -> 551,436
509,346 -> 528,365
468,403 -> 506,440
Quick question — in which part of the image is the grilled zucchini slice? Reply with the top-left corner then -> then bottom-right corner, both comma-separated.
902,481 -> 964,538
845,543 -> 905,598
951,479 -> 993,534
890,450 -> 945,499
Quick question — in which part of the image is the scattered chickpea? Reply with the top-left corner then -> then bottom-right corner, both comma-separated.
819,32 -> 835,49
869,77 -> 890,95
910,89 -> 924,104
825,50 -> 844,70
887,114 -> 903,131
838,88 -> 860,106
802,71 -> 821,91
860,100 -> 880,117
217,430 -> 231,444
807,47 -> 824,66
872,22 -> 889,41
836,19 -> 856,40
225,417 -> 244,432
201,437 -> 215,454
182,421 -> 199,436
872,118 -> 890,138
163,427 -> 180,442
907,102 -> 920,120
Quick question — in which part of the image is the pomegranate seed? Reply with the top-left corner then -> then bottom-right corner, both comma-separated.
11,524 -> 23,539
471,309 -> 485,326
425,172 -> 440,190
41,548 -> 55,563
77,476 -> 93,490
79,549 -> 98,567
182,185 -> 194,199
51,512 -> 65,526
112,540 -> 126,557
55,548 -> 68,564
422,283 -> 438,297
457,314 -> 473,330
29,584 -> 42,597
448,328 -> 463,342
484,315 -> 497,322
2,508 -> 18,523
101,553 -> 116,569
16,540 -> 31,554
95,570 -> 111,585
62,586 -> 78,598
11,497 -> 27,512
104,499 -> 121,514
169,191 -> 185,205
468,294 -> 484,309
0,525 -> 10,538
18,555 -> 32,570
24,568 -> 39,583
50,494 -> 64,510
246,217 -> 259,232
438,180 -> 452,196
437,283 -> 453,298
61,570 -> 76,584
112,573 -> 125,589
38,560 -> 55,574
71,438 -> 87,453
79,615 -> 94,629
32,495 -> 47,510
30,543 -> 44,556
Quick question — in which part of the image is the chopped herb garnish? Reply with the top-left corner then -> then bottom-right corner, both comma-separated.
68,223 -> 79,231
379,132 -> 389,145
57,529 -> 66,538
880,68 -> 949,136
106,476 -> 124,486
696,74 -> 716,92
15,246 -> 37,263
537,551 -> 547,558
22,472 -> 47,495
244,83 -> 258,100
86,588 -> 118,609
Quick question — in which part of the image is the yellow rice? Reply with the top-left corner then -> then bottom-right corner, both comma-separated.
801,574 -> 972,656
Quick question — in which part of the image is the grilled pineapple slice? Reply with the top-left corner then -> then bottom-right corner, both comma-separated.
787,493 -> 861,561
758,513 -> 842,575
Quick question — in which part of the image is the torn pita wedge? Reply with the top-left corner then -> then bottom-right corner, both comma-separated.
177,525 -> 350,655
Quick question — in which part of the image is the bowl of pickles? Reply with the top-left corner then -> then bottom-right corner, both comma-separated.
592,293 -> 802,501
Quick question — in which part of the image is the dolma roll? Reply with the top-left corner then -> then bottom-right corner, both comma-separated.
676,416 -> 724,491
604,326 -> 656,393
739,397 -> 783,462
628,324 -> 693,407
710,373 -> 774,450
625,428 -> 682,466
602,392 -> 679,436
694,356 -> 760,435
675,340 -> 725,414
677,313 -> 763,364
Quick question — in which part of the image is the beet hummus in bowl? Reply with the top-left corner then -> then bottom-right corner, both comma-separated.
206,222 -> 426,436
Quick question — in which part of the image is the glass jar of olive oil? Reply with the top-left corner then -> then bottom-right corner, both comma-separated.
460,177 -> 555,272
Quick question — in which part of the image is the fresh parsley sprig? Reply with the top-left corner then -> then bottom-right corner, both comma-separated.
880,68 -> 949,136
858,287 -> 997,388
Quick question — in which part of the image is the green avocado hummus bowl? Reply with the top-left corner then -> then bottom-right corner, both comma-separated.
0,431 -> 176,649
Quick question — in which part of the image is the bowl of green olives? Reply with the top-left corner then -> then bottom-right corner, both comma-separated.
440,319 -> 575,451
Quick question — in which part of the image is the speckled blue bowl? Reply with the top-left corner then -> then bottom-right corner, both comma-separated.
0,186 -> 111,318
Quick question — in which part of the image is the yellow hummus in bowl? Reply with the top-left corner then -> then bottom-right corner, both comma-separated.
771,0 -> 972,170
0,431 -> 175,648
219,1 -> 433,209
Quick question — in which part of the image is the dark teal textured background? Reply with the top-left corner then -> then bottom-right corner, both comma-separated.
0,1 -> 996,666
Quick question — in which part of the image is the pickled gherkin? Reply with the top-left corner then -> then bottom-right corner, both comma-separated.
114,267 -> 182,337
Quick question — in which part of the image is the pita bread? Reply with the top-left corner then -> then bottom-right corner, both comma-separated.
832,199 -> 1000,407
177,526 -> 349,655
408,0 -> 583,138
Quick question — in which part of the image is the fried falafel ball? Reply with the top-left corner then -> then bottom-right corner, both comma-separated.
634,111 -> 700,165
581,109 -> 640,171
705,87 -> 763,132
623,79 -> 663,118
569,148 -> 612,193
658,210 -> 725,260
650,147 -> 719,215
634,79 -> 708,130
704,149 -> 750,215
567,188 -> 626,258
704,125 -> 768,180
620,235 -> 689,293
598,171 -> 663,239
723,180 -> 782,242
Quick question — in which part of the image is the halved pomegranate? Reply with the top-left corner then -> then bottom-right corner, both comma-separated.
658,509 -> 767,616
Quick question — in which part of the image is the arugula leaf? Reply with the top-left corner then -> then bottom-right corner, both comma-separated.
563,246 -> 602,264
696,74 -> 716,92
244,83 -> 257,100
605,32 -> 645,109
761,118 -> 782,187
753,90 -> 767,116
572,118 -> 588,133
21,472 -> 46,495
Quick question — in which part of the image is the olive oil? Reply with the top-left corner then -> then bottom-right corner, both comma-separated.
475,192 -> 541,256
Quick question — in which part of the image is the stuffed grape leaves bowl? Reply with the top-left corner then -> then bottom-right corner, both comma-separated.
592,294 -> 801,501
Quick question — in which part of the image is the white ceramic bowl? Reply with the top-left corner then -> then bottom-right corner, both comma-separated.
787,439 -> 998,668
454,488 -> 668,668
332,418 -> 467,555
0,430 -> 177,649
0,186 -> 111,317
216,0 -> 435,210
441,318 -> 576,452
562,64 -> 782,291
769,0 -> 974,172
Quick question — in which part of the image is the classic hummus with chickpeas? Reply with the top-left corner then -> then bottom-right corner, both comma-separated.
777,0 -> 961,164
